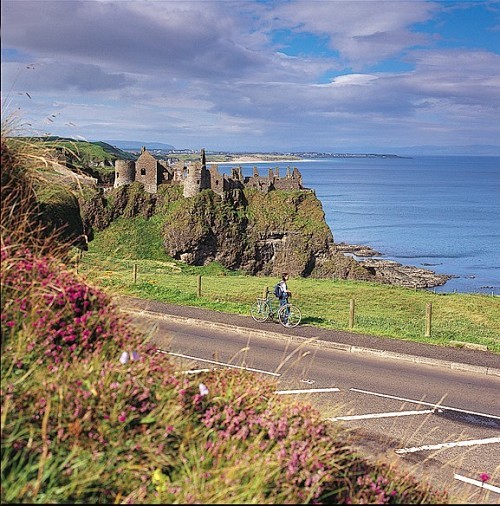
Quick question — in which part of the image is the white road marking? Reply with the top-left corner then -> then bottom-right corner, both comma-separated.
328,409 -> 434,422
160,350 -> 281,377
395,436 -> 500,454
454,474 -> 500,494
276,387 -> 340,395
180,368 -> 211,375
350,388 -> 500,420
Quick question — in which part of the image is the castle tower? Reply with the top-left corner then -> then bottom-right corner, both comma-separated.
135,147 -> 159,193
183,148 -> 210,197
114,160 -> 135,188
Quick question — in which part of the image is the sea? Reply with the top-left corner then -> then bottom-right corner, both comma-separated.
217,156 -> 500,295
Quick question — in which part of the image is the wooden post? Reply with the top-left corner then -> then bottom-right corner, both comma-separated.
263,287 -> 269,299
425,303 -> 432,337
349,299 -> 355,329
133,263 -> 137,284
197,275 -> 202,297
75,249 -> 82,275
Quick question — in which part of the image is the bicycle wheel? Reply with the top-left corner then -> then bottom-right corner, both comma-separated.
278,304 -> 301,328
251,299 -> 271,322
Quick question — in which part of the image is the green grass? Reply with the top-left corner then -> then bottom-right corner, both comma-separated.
77,249 -> 500,353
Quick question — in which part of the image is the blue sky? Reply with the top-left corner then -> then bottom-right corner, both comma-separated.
1,0 -> 499,154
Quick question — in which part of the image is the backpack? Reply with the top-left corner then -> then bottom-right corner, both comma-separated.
273,283 -> 283,298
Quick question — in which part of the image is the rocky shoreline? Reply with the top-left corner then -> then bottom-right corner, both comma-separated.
335,243 -> 453,289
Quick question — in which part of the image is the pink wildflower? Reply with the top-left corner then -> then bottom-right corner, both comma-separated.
480,473 -> 490,483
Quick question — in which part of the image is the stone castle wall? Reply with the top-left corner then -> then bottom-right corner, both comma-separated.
114,147 -> 304,196
114,160 -> 135,188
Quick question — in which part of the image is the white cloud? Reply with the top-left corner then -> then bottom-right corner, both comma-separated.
268,0 -> 438,68
1,0 -> 498,152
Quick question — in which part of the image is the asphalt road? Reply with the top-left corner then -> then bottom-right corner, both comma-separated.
118,296 -> 500,504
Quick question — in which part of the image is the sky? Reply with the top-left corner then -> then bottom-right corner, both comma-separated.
1,0 -> 500,154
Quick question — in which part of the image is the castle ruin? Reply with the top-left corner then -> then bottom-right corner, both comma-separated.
114,148 -> 304,197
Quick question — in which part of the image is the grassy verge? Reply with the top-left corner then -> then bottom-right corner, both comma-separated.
77,250 -> 500,353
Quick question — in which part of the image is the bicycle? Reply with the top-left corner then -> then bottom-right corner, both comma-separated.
250,295 -> 302,328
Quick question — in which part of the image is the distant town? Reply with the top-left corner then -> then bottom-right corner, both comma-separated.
116,146 -> 408,163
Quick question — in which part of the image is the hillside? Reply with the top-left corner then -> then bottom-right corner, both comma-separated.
103,139 -> 175,151
81,182 -> 377,282
0,125 -> 453,504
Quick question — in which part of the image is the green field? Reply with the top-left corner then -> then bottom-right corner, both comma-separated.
76,247 -> 500,353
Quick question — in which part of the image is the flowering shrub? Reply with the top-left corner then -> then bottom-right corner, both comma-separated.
1,241 -> 139,368
152,370 -> 449,504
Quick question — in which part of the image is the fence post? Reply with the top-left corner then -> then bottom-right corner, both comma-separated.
75,249 -> 82,275
425,303 -> 432,337
263,287 -> 269,299
349,299 -> 355,329
133,263 -> 137,284
197,275 -> 202,297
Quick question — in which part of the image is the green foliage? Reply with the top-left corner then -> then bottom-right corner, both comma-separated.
26,137 -> 134,163
244,189 -> 331,237
88,216 -> 172,261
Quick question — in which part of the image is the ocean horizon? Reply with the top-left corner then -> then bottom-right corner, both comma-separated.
217,156 -> 500,295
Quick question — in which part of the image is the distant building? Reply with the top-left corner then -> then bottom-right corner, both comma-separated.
114,147 -> 304,196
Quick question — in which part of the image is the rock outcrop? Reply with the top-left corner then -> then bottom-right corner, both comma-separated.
335,243 -> 451,288
358,258 -> 451,288
81,183 -> 451,289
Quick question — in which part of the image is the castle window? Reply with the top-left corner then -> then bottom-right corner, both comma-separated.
140,168 -> 146,176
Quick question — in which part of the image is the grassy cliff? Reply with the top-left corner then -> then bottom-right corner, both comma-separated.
83,182 -> 373,280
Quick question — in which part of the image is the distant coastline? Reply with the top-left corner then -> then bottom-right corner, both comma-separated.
208,152 -> 408,164
216,158 -> 316,164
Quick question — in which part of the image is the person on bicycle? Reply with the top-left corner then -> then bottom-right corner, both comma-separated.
278,272 -> 292,324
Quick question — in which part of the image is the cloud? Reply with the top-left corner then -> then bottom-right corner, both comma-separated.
1,0 -> 498,152
1,0 -> 266,79
267,0 -> 438,68
2,60 -> 133,92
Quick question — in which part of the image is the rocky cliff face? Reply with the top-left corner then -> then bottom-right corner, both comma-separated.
82,184 -> 376,281
161,188 -> 380,280
81,184 -> 449,288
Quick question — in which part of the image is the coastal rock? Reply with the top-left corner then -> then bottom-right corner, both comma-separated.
335,243 -> 382,257
358,258 -> 452,288
80,183 -> 451,289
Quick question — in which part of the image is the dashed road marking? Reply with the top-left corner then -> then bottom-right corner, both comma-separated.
328,409 -> 434,422
160,350 -> 281,377
350,388 -> 500,420
276,387 -> 340,395
454,473 -> 500,494
395,436 -> 500,454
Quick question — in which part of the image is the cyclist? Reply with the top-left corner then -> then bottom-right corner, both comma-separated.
277,272 -> 292,325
